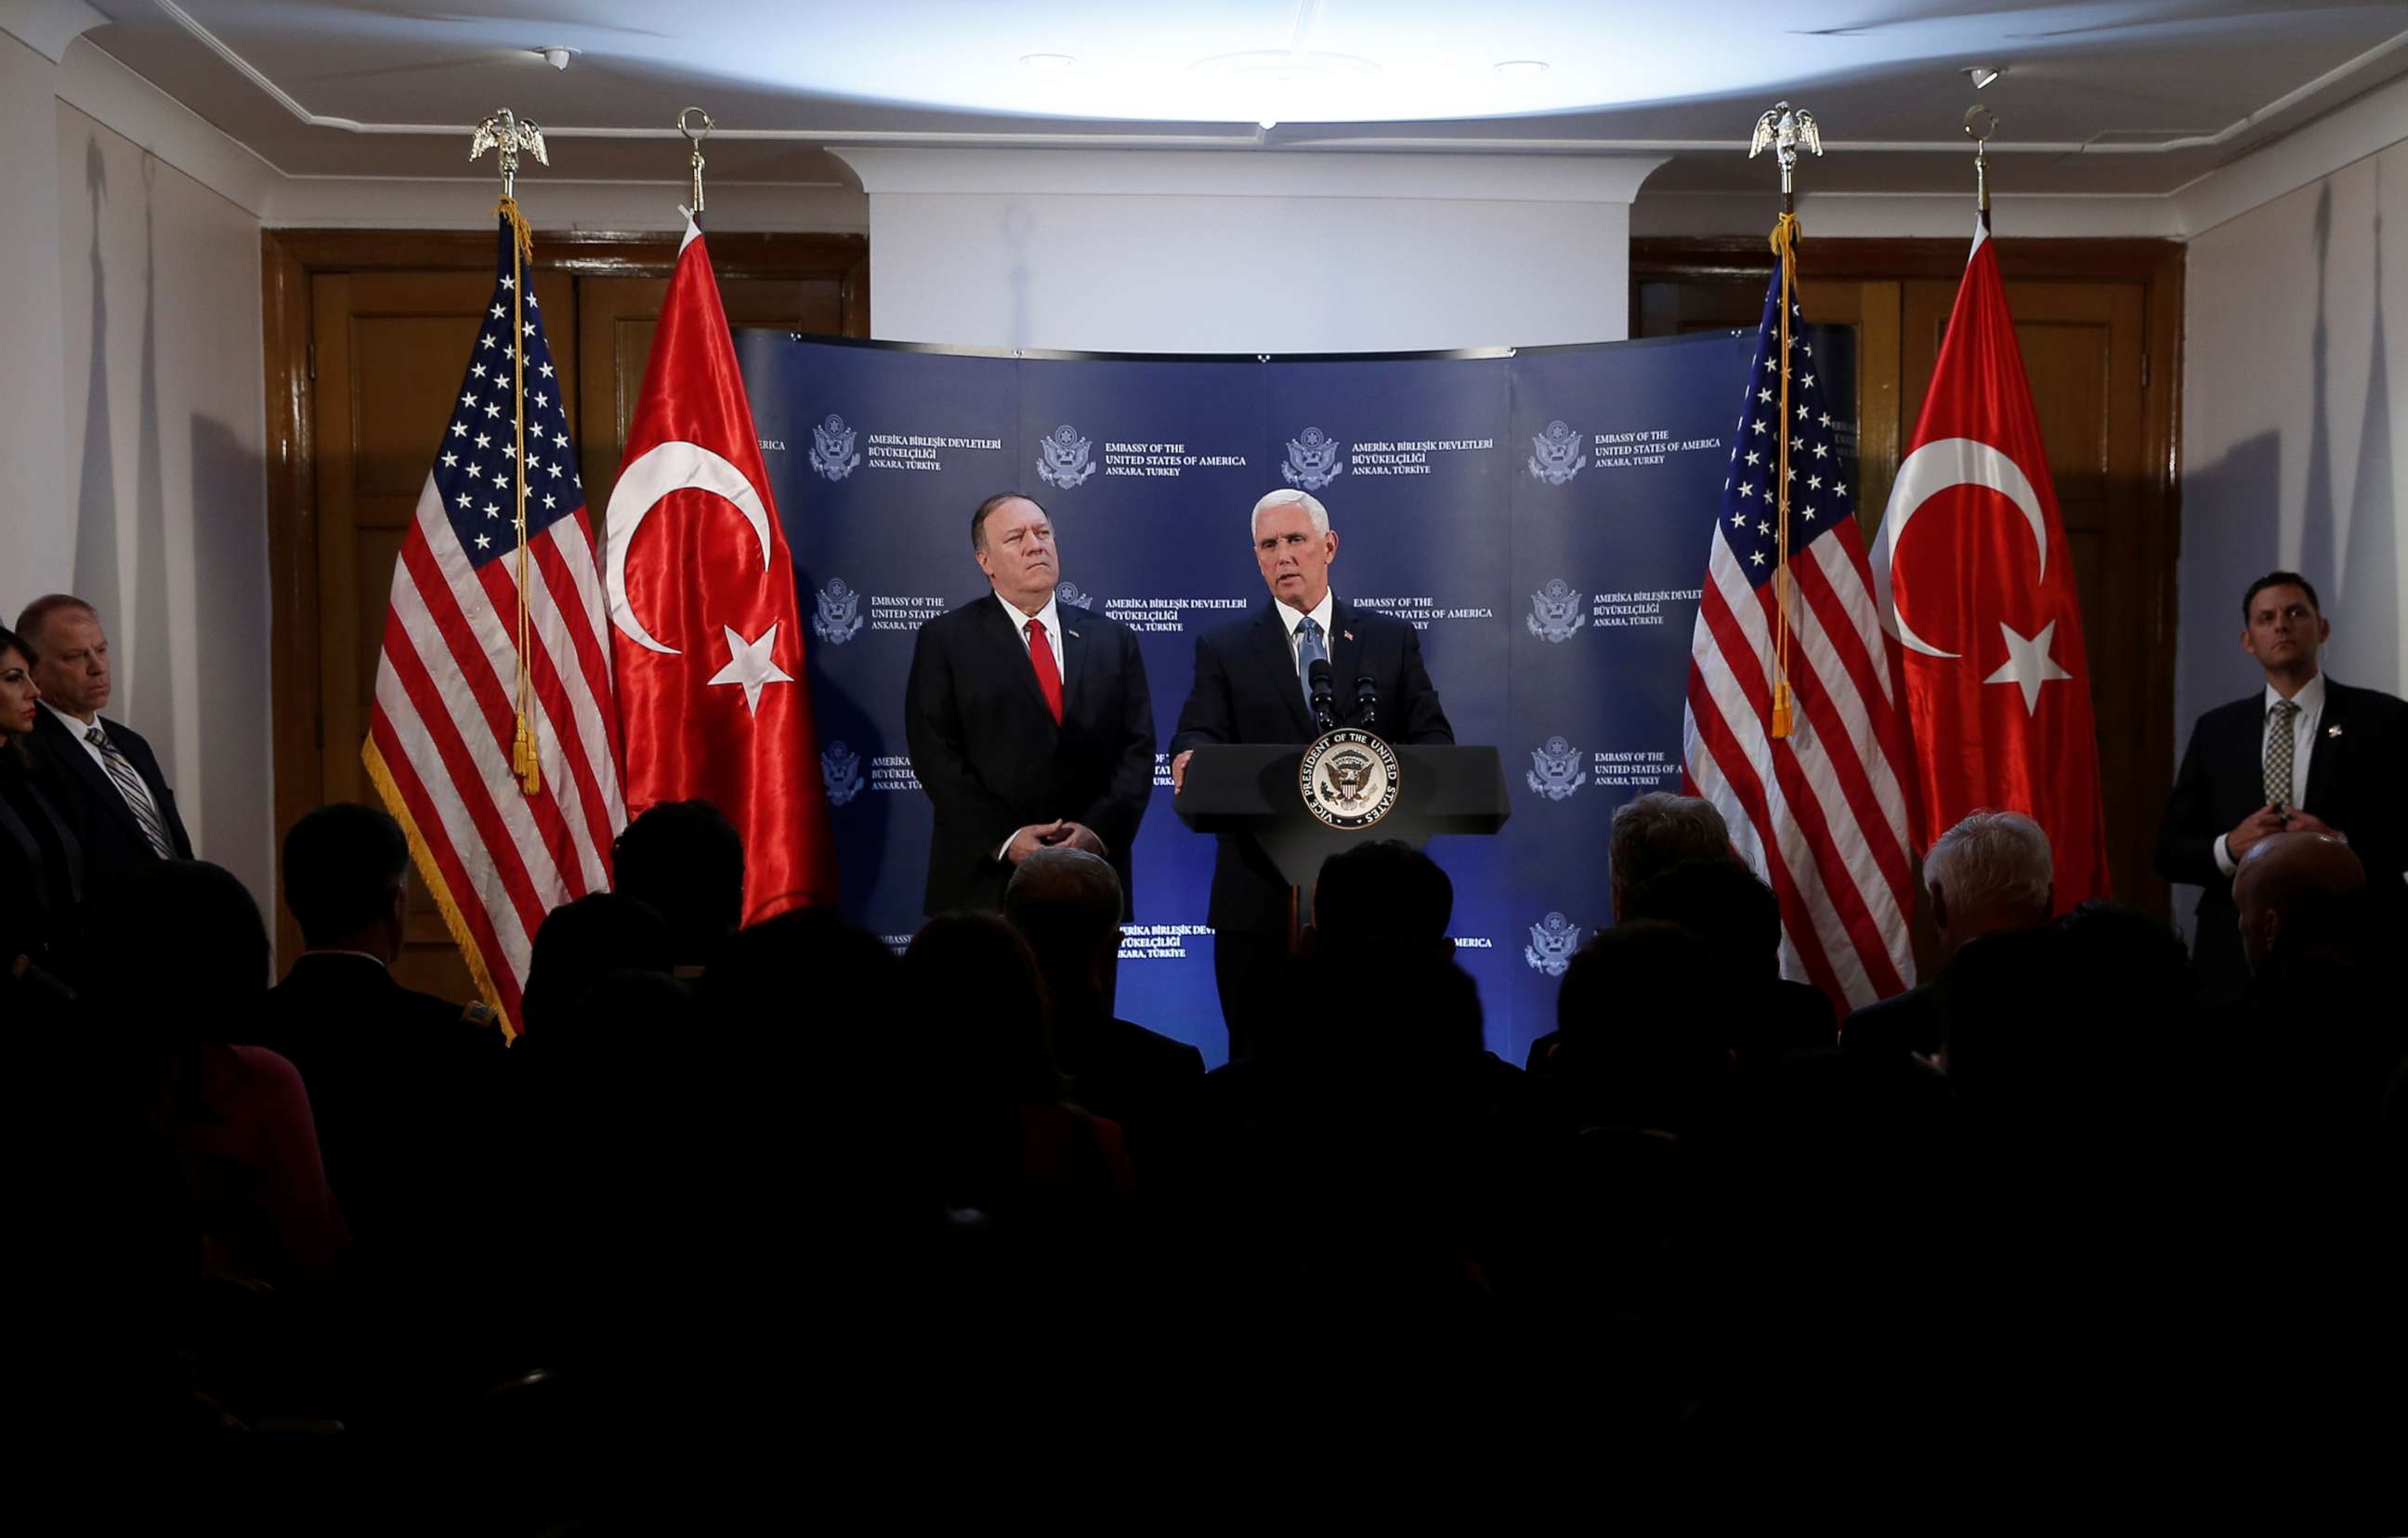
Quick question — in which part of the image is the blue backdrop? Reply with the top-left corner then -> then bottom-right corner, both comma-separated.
740,327 -> 1833,1068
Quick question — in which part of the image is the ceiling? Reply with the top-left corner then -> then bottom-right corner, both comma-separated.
70,0 -> 2408,198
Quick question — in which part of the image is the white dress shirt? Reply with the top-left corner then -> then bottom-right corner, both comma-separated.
2212,672 -> 2326,877
994,589 -> 1067,678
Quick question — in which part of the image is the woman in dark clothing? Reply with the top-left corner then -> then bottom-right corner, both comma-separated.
0,624 -> 84,1000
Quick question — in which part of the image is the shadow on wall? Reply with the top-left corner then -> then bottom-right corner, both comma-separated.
2335,212 -> 2397,690
2171,427 -> 2281,945
191,414 -> 269,907
72,137 -> 119,627
133,152 -> 177,781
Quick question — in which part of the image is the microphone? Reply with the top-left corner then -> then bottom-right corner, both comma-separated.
1308,658 -> 1337,731
1353,676 -> 1379,729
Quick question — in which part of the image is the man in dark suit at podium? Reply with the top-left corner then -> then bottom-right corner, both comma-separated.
2155,572 -> 2407,1005
905,493 -> 1156,917
1170,488 -> 1454,1056
15,595 -> 190,892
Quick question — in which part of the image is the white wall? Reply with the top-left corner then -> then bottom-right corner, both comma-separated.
2172,137 -> 2406,939
840,149 -> 1660,352
0,31 -> 70,576
49,99 -> 273,915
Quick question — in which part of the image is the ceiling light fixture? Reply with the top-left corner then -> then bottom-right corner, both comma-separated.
1020,52 -> 1075,72
1964,64 -> 2004,89
1493,59 -> 1549,77
532,46 -> 576,72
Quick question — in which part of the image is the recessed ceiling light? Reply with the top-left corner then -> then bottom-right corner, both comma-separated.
1021,53 -> 1075,72
1493,59 -> 1549,77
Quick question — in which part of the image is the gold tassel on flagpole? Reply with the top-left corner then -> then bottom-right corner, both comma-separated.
473,109 -> 548,795
1748,100 -> 1822,743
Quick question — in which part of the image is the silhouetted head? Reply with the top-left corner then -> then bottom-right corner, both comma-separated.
1003,847 -> 1123,1014
1608,793 -> 1731,919
1626,855 -> 1781,983
1924,809 -> 2053,955
84,860 -> 271,1045
904,912 -> 1059,1103
1554,920 -> 1728,1130
610,799 -> 744,966
522,892 -> 674,1036
281,802 -> 411,961
1308,839 -> 1453,955
2235,830 -> 2365,976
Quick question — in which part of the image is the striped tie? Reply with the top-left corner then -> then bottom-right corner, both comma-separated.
2263,699 -> 2298,810
87,725 -> 175,859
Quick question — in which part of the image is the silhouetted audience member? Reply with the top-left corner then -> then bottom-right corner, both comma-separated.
256,804 -> 504,1253
609,798 -> 744,976
1,623 -> 84,1006
900,914 -> 1132,1215
1003,847 -> 1202,1177
517,890 -> 674,1036
82,860 -> 347,1291
1845,809 -> 2053,1059
1305,835 -> 1456,957
1624,856 -> 1836,1058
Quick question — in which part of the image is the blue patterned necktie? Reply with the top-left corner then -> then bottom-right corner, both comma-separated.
87,724 -> 174,858
1296,614 -> 1328,718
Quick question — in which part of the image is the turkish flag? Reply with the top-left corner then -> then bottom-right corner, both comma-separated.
1875,222 -> 2110,906
605,217 -> 837,919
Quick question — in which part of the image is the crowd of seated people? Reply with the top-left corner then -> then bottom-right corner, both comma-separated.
6,732 -> 2401,1522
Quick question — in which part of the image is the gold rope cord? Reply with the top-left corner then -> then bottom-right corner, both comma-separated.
1767,211 -> 1801,741
497,197 -> 542,794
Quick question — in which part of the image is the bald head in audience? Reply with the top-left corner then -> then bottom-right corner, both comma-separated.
2234,830 -> 2364,977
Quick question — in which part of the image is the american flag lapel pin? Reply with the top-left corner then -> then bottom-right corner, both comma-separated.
2326,724 -> 2343,738
1343,629 -> 1354,641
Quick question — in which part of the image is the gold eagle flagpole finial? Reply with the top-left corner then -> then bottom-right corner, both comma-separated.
471,109 -> 550,793
1747,99 -> 1823,741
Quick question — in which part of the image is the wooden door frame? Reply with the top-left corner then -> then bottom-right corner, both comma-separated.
1631,236 -> 2186,914
259,227 -> 867,964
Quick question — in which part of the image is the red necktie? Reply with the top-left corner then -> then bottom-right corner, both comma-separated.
1027,618 -> 1063,725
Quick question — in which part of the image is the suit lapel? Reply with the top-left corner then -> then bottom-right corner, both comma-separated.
1327,601 -> 1367,725
42,708 -> 145,847
2303,680 -> 2347,812
976,594 -> 1058,730
1256,603 -> 1315,738
1058,612 -> 1089,724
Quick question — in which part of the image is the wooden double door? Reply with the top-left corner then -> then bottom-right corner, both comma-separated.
264,230 -> 868,996
1634,237 -> 2185,918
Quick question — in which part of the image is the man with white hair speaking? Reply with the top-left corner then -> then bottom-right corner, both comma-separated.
1843,809 -> 2054,1061
1170,488 -> 1454,1058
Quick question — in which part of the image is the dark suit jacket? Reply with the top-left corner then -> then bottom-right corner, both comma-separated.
1170,598 -> 1454,933
1841,981 -> 1942,1059
253,953 -> 506,1260
904,596 -> 1155,916
1058,1012 -> 1206,1180
1,756 -> 83,966
24,705 -> 190,894
2155,678 -> 2408,1002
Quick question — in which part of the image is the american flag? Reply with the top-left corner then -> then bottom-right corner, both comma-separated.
361,216 -> 625,1032
1682,267 -> 1917,1013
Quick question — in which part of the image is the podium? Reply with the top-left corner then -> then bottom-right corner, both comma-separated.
1173,743 -> 1512,927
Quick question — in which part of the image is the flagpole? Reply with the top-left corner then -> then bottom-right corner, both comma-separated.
472,109 -> 550,795
679,107 -> 713,218
1748,100 -> 1823,741
1966,105 -> 1998,232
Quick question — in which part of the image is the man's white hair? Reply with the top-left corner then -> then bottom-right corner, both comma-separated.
1923,809 -> 2053,916
1251,487 -> 1329,541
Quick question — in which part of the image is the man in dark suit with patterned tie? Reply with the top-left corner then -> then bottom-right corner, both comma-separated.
14,595 -> 191,893
2155,572 -> 2407,1005
904,493 -> 1156,917
1170,489 -> 1454,1057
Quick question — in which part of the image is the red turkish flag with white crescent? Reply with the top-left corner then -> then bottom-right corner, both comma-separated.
606,217 -> 837,919
1875,222 -> 2110,906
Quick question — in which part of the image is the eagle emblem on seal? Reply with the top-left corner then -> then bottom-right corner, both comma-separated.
1526,737 -> 1588,800
1525,912 -> 1582,976
1282,427 -> 1346,491
1527,420 -> 1588,485
812,578 -> 862,646
809,414 -> 860,481
1037,424 -> 1094,488
1527,579 -> 1586,643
